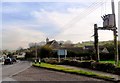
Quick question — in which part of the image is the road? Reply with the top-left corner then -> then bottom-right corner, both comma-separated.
2,61 -> 31,81
1,61 -> 113,82
12,66 -> 111,82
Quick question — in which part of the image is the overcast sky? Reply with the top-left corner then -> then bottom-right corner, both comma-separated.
1,0 -> 119,50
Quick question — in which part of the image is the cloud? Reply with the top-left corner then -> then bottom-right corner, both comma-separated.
2,25 -> 46,50
2,1 -> 119,50
31,3 -> 113,43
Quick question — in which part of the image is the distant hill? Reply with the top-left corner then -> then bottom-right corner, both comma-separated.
75,40 -> 120,47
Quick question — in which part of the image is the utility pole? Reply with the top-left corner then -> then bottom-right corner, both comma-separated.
111,0 -> 119,66
94,24 -> 100,62
35,43 -> 37,60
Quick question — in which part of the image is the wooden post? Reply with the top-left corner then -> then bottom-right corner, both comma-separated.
111,0 -> 119,66
94,24 -> 100,62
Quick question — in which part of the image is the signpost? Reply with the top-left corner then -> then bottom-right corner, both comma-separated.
57,49 -> 67,62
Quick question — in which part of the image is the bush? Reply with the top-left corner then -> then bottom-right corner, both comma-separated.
114,67 -> 120,75
41,58 -> 120,75
80,62 -> 92,68
99,53 -> 114,60
60,60 -> 92,68
60,60 -> 118,74
91,62 -> 115,73
42,58 -> 59,64
25,52 -> 35,59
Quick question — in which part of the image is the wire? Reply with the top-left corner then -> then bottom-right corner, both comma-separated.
37,0 -> 106,42
50,1 -> 105,38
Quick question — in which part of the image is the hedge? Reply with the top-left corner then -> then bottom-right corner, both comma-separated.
42,58 -> 120,75
60,60 -> 120,75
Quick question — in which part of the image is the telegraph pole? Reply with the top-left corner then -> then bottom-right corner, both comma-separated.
111,0 -> 119,66
94,24 -> 100,62
35,43 -> 37,60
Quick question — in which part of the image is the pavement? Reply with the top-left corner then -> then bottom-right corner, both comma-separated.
58,65 -> 120,81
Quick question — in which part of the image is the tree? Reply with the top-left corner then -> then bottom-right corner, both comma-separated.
39,45 -> 52,58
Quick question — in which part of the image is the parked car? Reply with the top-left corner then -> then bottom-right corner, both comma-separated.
4,58 -> 13,65
11,58 -> 17,62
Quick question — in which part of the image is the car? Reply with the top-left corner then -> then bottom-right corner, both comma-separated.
11,58 -> 17,62
4,58 -> 13,65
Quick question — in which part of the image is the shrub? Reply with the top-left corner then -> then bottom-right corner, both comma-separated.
61,60 -> 117,74
80,62 -> 92,68
114,67 -> 120,75
41,58 -> 120,75
42,58 -> 59,64
60,60 -> 92,68
91,62 -> 115,73
25,52 -> 35,59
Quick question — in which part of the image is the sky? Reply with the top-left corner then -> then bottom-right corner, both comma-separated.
1,0 -> 120,50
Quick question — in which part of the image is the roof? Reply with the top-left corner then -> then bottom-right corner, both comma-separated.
46,40 -> 60,49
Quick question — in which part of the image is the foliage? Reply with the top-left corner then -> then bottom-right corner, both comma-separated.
25,51 -> 35,59
59,59 -> 120,75
100,60 -> 120,67
91,62 -> 115,73
39,45 -> 52,58
42,58 -> 59,64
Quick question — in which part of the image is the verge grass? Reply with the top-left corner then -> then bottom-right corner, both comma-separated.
100,60 -> 120,67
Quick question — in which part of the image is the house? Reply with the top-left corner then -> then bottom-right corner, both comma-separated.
45,38 -> 60,49
83,45 -> 109,53
83,46 -> 94,50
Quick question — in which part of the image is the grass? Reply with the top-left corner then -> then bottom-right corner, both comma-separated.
100,60 -> 120,67
33,62 -> 113,80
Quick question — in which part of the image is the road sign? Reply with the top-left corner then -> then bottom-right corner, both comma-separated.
57,49 -> 67,56
102,48 -> 109,53
57,49 -> 67,62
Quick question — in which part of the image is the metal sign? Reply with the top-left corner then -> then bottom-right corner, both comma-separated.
57,49 -> 67,56
57,49 -> 67,62
102,48 -> 109,53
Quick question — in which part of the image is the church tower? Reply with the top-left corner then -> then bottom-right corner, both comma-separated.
46,38 -> 49,44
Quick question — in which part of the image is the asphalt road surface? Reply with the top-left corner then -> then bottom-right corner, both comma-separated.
2,61 -> 31,81
12,66 -> 111,82
1,61 -> 113,83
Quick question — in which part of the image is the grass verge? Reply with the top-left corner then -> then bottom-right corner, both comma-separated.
32,62 -> 116,81
100,60 -> 120,67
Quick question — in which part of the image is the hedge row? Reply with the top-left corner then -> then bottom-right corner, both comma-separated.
42,59 -> 120,75
60,60 -> 120,75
